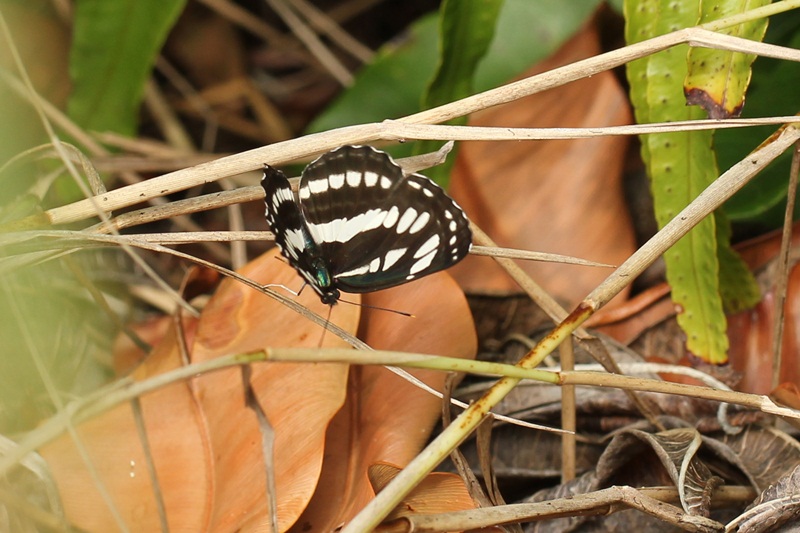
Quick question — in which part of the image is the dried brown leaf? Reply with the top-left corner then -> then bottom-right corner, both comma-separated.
41,248 -> 360,532
368,463 -> 476,521
737,465 -> 800,533
710,425 -> 800,494
291,271 -> 477,532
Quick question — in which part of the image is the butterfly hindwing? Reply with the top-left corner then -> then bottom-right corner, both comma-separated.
334,172 -> 471,292
262,166 -> 307,263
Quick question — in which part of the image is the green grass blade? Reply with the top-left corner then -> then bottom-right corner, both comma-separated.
68,0 -> 186,137
413,0 -> 504,185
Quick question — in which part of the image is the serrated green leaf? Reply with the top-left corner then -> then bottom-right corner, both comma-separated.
68,0 -> 186,136
414,0 -> 504,185
685,0 -> 771,118
625,0 -> 731,363
646,129 -> 730,363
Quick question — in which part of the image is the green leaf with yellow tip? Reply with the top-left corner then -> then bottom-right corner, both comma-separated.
685,0 -> 771,118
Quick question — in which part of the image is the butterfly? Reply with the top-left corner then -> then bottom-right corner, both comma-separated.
261,145 -> 472,305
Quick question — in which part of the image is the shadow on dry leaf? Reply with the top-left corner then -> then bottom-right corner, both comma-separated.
41,247 -> 477,532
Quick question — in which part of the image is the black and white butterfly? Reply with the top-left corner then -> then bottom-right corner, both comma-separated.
261,145 -> 472,305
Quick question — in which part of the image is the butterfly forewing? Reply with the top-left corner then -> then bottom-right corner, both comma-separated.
298,146 -> 472,293
262,166 -> 333,296
263,167 -> 306,261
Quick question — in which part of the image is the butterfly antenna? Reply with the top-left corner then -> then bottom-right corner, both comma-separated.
337,298 -> 415,318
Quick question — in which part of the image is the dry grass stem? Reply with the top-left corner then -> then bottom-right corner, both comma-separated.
771,144 -> 800,388
3,345 -> 795,483
264,0 -> 354,85
25,29 -> 799,229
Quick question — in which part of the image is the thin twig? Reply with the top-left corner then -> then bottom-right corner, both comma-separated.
24,28 -> 800,228
771,142 -> 800,388
290,0 -> 375,63
404,486 -> 725,532
197,0 -> 289,45
2,345 -> 797,480
586,125 -> 800,310
264,0 -> 354,85
559,338 -> 576,483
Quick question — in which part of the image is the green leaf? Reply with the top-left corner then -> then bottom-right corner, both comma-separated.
685,0 -> 771,118
414,0 -> 505,185
68,0 -> 186,136
424,0 -> 505,110
719,9 -> 800,228
715,211 -> 760,313
306,12 -> 441,143
472,0 -> 600,93
625,0 -> 731,363
648,129 -> 730,363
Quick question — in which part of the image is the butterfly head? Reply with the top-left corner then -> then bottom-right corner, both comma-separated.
306,256 -> 340,305
319,288 -> 340,306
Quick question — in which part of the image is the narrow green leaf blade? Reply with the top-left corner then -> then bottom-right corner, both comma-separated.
423,0 -> 505,111
68,0 -> 187,136
414,0 -> 504,185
